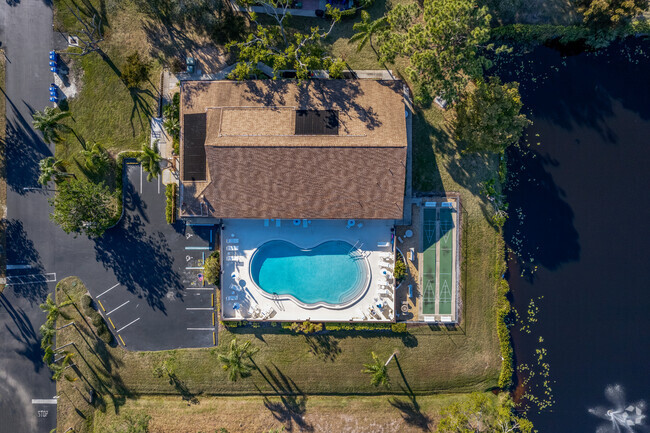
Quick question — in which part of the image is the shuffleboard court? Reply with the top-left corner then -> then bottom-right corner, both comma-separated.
438,208 -> 455,315
422,208 -> 437,314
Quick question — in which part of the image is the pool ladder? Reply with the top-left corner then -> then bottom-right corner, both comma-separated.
349,241 -> 367,260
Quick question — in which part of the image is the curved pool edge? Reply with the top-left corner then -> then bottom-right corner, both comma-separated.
247,238 -> 372,310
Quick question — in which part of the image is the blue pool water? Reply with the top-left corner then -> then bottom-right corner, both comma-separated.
250,240 -> 368,305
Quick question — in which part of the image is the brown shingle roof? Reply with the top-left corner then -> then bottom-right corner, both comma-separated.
180,79 -> 407,220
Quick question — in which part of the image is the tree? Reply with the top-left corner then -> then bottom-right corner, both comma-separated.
49,178 -> 115,237
455,77 -> 531,153
153,356 -> 177,383
163,93 -> 180,143
378,0 -> 505,104
32,107 -> 72,144
38,157 -> 74,186
437,393 -> 534,433
228,1 -> 345,79
349,10 -> 388,57
65,3 -> 105,56
577,0 -> 647,32
81,141 -> 111,172
122,52 -> 151,89
138,142 -> 162,181
203,251 -> 220,286
217,338 -> 259,381
361,351 -> 390,388
39,293 -> 72,324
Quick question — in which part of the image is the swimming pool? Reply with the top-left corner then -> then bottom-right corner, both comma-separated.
250,240 -> 369,306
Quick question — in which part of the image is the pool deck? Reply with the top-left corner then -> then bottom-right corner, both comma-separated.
221,219 -> 396,322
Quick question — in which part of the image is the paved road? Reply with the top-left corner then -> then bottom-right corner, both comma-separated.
1,1 -> 58,432
0,2 -> 217,432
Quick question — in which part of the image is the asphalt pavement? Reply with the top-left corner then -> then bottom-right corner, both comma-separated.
0,2 -> 217,432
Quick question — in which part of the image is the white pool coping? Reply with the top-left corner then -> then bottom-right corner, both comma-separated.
221,219 -> 396,322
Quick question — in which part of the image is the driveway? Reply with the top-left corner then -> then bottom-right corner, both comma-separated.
0,1 -> 217,431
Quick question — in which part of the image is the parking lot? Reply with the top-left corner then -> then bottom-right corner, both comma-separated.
83,163 -> 220,351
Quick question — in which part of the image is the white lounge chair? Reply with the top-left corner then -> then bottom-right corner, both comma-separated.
225,256 -> 240,262
377,241 -> 390,248
356,308 -> 367,320
226,295 -> 238,301
226,238 -> 239,244
226,245 -> 238,251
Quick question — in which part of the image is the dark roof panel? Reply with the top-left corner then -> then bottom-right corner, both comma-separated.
182,113 -> 207,181
295,110 -> 339,135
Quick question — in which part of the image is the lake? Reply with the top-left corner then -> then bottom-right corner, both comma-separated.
496,40 -> 650,432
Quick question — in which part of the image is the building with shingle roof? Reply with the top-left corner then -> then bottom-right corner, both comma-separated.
179,79 -> 408,220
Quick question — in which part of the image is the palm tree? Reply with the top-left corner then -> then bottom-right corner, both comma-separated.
38,157 -> 74,185
138,141 -> 162,182
362,351 -> 391,388
349,11 -> 388,58
81,141 -> 111,172
217,338 -> 259,382
32,107 -> 72,144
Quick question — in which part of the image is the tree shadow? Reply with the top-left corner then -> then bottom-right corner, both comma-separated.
128,87 -> 154,136
388,356 -> 432,431
4,219 -> 49,303
304,334 -> 341,362
504,144 -> 580,278
93,212 -> 182,312
253,362 -> 313,432
1,91 -> 52,194
0,293 -> 46,373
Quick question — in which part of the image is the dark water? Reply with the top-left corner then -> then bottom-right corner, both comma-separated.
496,40 -> 650,432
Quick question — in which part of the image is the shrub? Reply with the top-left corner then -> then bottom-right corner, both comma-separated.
204,251 -> 221,286
394,251 -> 407,283
289,321 -> 323,334
121,51 -> 151,89
325,322 -> 392,331
222,320 -> 244,327
391,323 -> 407,333
169,57 -> 184,75
165,183 -> 177,224
497,279 -> 514,389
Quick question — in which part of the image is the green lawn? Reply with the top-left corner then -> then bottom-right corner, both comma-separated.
90,393 -> 492,433
53,0 -> 159,174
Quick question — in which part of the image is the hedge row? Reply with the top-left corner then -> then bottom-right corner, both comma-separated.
165,183 -> 177,224
222,320 -> 408,333
80,293 -> 113,344
496,279 -> 514,389
491,21 -> 650,47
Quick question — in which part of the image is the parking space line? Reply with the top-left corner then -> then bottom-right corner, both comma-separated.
187,327 -> 215,331
97,299 -> 106,312
117,318 -> 140,333
186,307 -> 213,311
108,317 -> 116,329
106,301 -> 129,315
118,335 -> 126,346
97,283 -> 119,297
185,266 -> 204,270
31,399 -> 57,405
186,287 -> 213,291
185,246 -> 211,250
